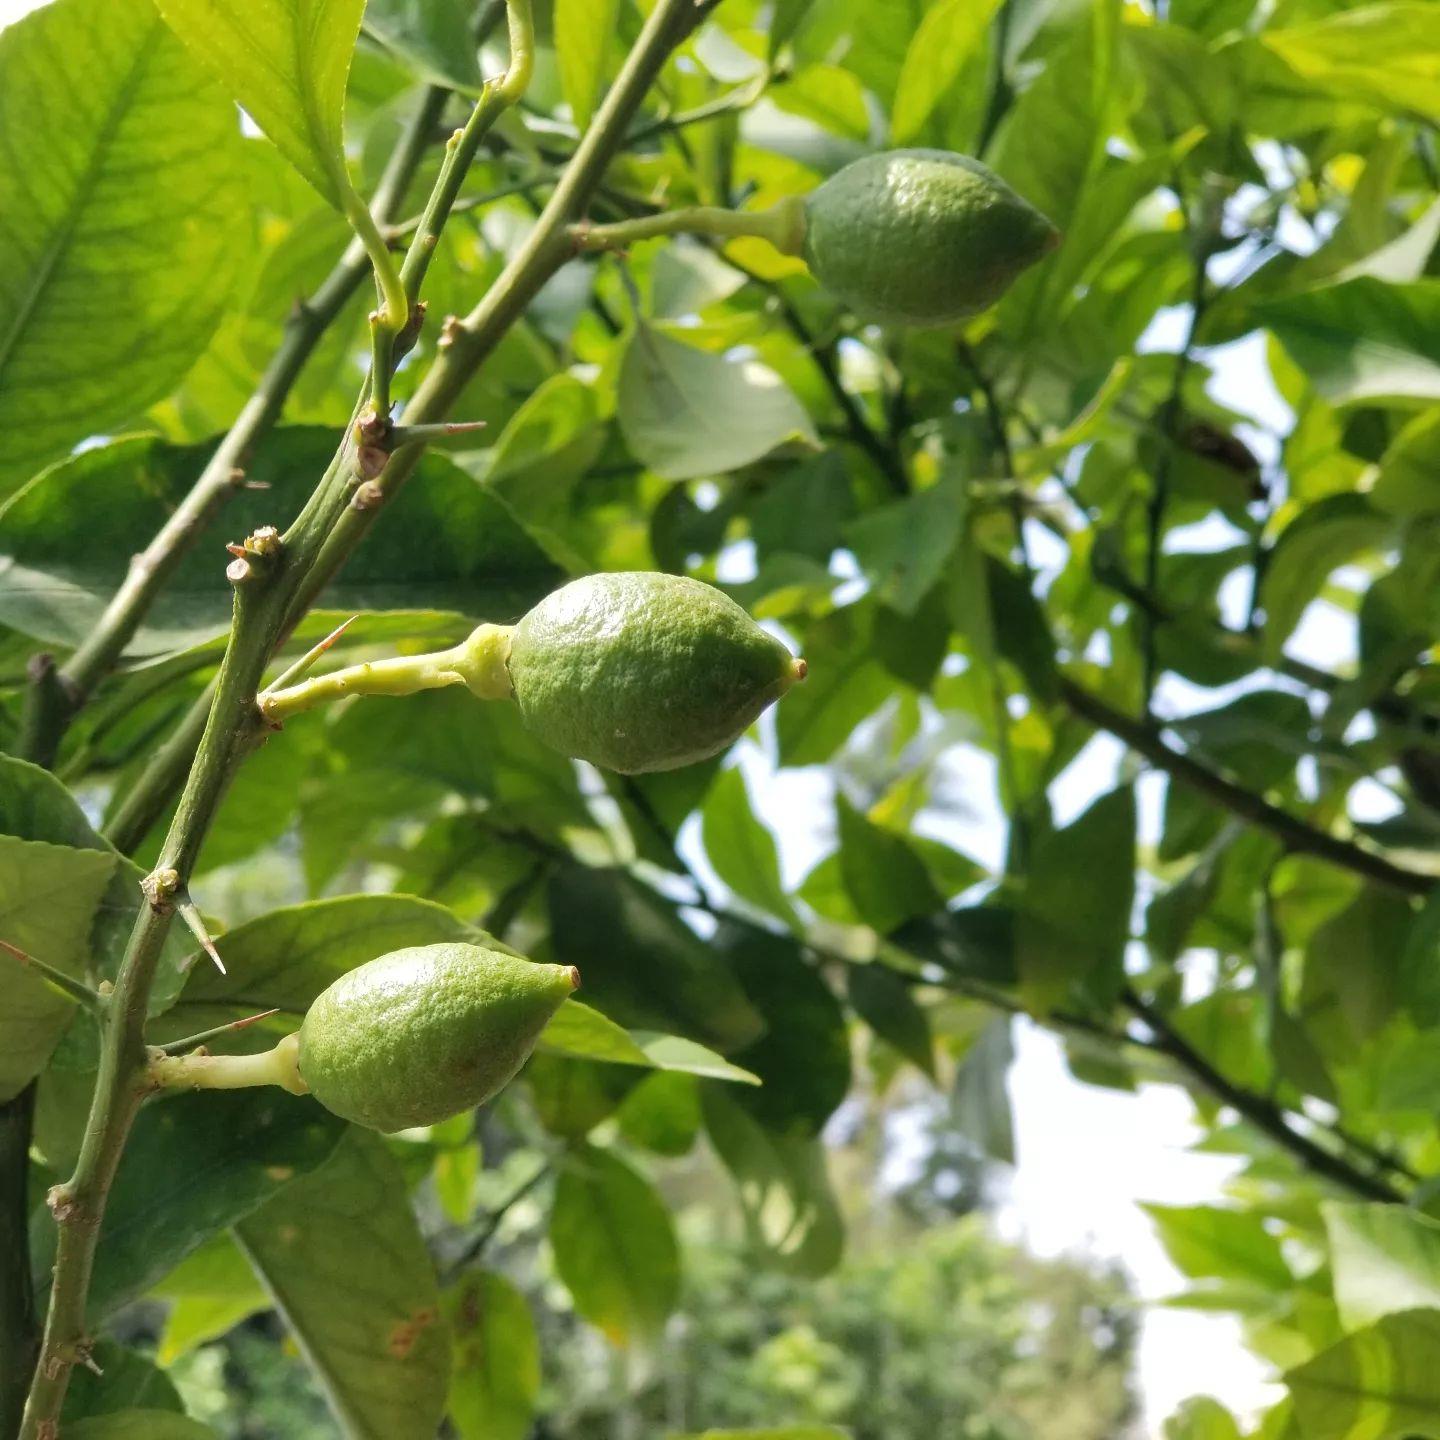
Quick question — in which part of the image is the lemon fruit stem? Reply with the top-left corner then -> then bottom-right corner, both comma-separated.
146,1033 -> 308,1097
259,622 -> 514,724
570,195 -> 806,257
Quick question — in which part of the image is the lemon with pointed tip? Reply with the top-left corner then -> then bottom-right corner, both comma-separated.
504,571 -> 806,774
799,149 -> 1059,328
297,943 -> 577,1133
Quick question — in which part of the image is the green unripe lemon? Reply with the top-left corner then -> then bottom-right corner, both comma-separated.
297,943 -> 577,1132
506,571 -> 805,774
800,149 -> 1059,327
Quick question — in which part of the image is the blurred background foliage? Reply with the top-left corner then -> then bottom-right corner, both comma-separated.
6,0 -> 1440,1435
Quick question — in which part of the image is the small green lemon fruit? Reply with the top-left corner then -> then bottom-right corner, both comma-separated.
297,943 -> 577,1132
800,149 -> 1059,327
506,571 -> 806,774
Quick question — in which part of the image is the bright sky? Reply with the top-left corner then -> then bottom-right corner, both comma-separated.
0,0 -> 1320,1430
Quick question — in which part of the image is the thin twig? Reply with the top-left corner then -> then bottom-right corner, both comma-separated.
1123,989 -> 1405,1203
1059,676 -> 1434,897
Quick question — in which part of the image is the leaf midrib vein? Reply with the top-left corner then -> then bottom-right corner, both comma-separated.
0,13 -> 164,388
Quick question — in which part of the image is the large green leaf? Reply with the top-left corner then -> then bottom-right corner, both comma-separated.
723,927 -> 851,1137
150,893 -> 482,1045
235,1129 -> 450,1440
1285,1309 -> 1440,1439
0,835 -> 113,1100
363,0 -> 483,91
1164,1399 -> 1244,1440
668,1431 -> 850,1440
1144,1204 -> 1292,1290
0,757 -> 191,1014
152,1233 -> 270,1364
701,767 -> 796,925
702,1087 -> 843,1277
891,0 -> 1003,144
446,1271 -> 540,1440
1261,4 -> 1440,124
1324,1204 -> 1440,1331
0,430 -> 561,655
546,866 -> 765,1052
153,0 -> 364,206
549,1143 -> 680,1347
618,323 -> 819,481
846,963 -> 935,1078
539,1000 -> 760,1084
835,795 -> 942,936
0,0 -> 246,496
1016,787 -> 1135,1012
32,1089 -> 344,1320
64,1416 -> 217,1440
1258,279 -> 1440,408
554,0 -> 623,130
844,476 -> 964,619
61,1341 -> 184,1422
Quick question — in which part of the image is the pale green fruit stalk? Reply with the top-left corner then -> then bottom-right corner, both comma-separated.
298,944 -> 578,1132
260,571 -> 805,775
145,944 -> 575,1133
567,148 -> 1058,328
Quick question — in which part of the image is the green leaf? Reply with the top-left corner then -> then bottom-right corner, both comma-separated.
844,478 -> 965,619
235,1129 -> 450,1440
539,1002 -> 760,1082
951,1017 -> 1015,1164
1164,1398 -> 1244,1440
776,614 -> 893,767
0,431 -> 561,655
64,1415 -> 217,1440
446,1271 -> 540,1440
1324,1203 -> 1440,1331
702,767 -> 796,924
835,795 -> 943,935
152,1234 -> 270,1364
0,836 -> 113,1100
1286,1309 -> 1440,1439
724,928 -> 851,1136
1016,787 -> 1135,1013
618,323 -> 819,481
550,1144 -> 680,1347
547,867 -> 765,1052
32,1089 -> 344,1321
1258,497 -> 1393,659
0,756 -> 191,1017
668,1430 -> 850,1440
0,0 -> 247,496
555,0 -> 622,130
151,894 -> 482,1050
1370,408 -> 1440,516
363,0 -> 483,91
847,963 -> 935,1078
702,1087 -> 843,1277
1258,279 -> 1440,408
891,0 -> 1003,143
616,1071 -> 702,1156
1144,1204 -> 1292,1290
61,1341 -> 184,1422
1261,4 -> 1440,124
154,0 -> 365,206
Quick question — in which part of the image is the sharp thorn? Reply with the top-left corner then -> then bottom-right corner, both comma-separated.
176,897 -> 226,974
